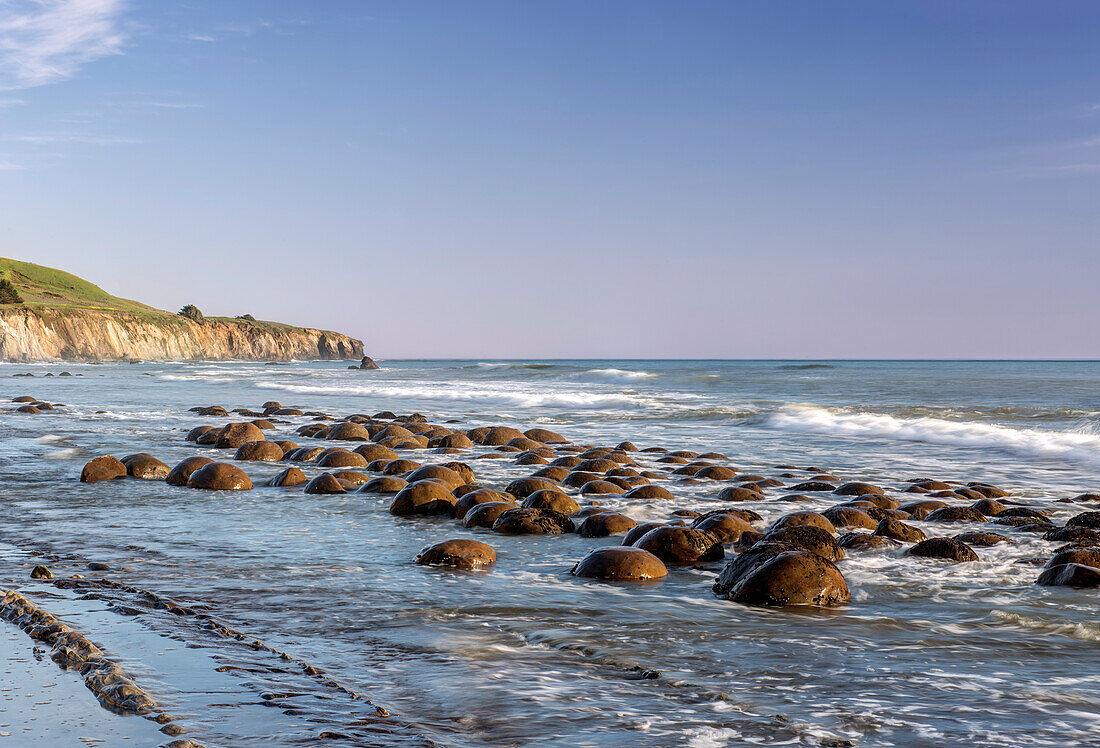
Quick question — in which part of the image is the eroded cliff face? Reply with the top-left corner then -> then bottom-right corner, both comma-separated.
0,307 -> 364,362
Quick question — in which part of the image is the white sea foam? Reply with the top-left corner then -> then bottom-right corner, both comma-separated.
584,368 -> 659,381
762,404 -> 1100,465
254,381 -> 656,409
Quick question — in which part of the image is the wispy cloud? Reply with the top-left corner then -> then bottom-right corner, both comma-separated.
1049,163 -> 1100,174
14,132 -> 139,145
0,96 -> 23,106
0,0 -> 127,90
0,159 -> 24,170
185,33 -> 214,43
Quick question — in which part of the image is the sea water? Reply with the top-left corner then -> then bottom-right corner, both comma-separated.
1,359 -> 1099,746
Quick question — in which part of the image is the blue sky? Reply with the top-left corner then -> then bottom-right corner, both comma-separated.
1,1 -> 1098,358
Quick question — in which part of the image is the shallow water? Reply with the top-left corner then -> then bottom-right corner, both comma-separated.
1,359 -> 1099,746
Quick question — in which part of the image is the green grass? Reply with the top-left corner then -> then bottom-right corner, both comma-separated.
0,257 -> 159,314
0,257 -> 350,337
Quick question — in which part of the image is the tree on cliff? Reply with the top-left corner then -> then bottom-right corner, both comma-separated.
178,304 -> 204,322
0,278 -> 24,304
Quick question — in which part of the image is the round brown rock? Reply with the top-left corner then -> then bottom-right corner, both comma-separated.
358,476 -> 408,494
463,501 -> 517,528
389,480 -> 457,515
215,422 -> 265,449
521,489 -> 580,515
571,547 -> 667,581
268,467 -> 307,487
303,473 -> 346,495
492,508 -> 574,535
186,463 -> 253,490
770,511 -> 836,534
121,454 -> 170,479
576,513 -> 638,538
453,488 -> 515,519
691,513 -> 755,543
907,537 -> 979,562
416,539 -> 496,570
80,456 -> 127,483
633,526 -> 723,564
875,518 -> 926,543
166,456 -> 214,486
235,441 -> 284,462
762,526 -> 844,561
725,551 -> 850,607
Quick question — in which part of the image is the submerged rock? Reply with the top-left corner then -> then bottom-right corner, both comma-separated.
186,463 -> 253,490
165,456 -> 214,486
632,526 -> 723,564
907,537 -> 978,562
80,455 -> 127,483
724,551 -> 850,607
571,547 -> 668,581
416,539 -> 495,570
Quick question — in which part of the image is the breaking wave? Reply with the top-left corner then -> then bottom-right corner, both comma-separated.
761,404 -> 1100,465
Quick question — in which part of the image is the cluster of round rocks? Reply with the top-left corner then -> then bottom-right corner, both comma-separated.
9,394 -> 68,414
78,401 -> 1100,606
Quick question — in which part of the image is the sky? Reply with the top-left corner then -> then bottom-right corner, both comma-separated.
0,0 -> 1098,359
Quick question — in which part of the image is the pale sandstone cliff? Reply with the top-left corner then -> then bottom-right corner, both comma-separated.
0,307 -> 363,362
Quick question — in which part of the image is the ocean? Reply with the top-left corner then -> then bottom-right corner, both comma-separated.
2,359 -> 1099,746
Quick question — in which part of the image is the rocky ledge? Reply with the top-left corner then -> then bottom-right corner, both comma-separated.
0,306 -> 363,362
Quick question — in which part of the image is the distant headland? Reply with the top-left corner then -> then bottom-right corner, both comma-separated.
0,258 -> 364,362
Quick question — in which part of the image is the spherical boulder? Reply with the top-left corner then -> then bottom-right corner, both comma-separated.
633,526 -> 723,564
1067,511 -> 1100,529
907,537 -> 979,562
623,485 -> 674,500
121,454 -> 170,480
695,465 -> 740,481
389,480 -> 457,516
354,443 -> 400,462
576,512 -> 638,538
186,426 -> 215,442
717,486 -> 765,502
925,506 -> 985,523
875,518 -> 926,543
821,506 -> 878,531
478,426 -> 526,446
580,480 -> 625,495
165,456 -> 214,486
415,539 -> 496,570
404,465 -> 467,491
453,488 -> 515,519
463,501 -> 518,528
762,526 -> 844,561
214,422 -> 266,449
724,551 -> 850,607
186,463 -> 253,490
769,511 -> 836,534
235,441 -> 284,462
898,500 -> 948,519
268,467 -> 307,487
833,482 -> 885,496
521,489 -> 580,516
571,547 -> 668,581
525,428 -> 567,443
358,476 -> 408,494
690,512 -> 755,543
492,507 -> 574,535
303,473 -> 346,495
326,422 -> 371,441
504,477 -> 561,499
80,456 -> 127,483
1036,564 -> 1100,588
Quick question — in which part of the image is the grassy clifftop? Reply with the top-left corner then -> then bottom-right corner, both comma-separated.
0,257 -> 346,337
0,257 -> 161,314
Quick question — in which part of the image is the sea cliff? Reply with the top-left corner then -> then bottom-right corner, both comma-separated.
0,306 -> 363,362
